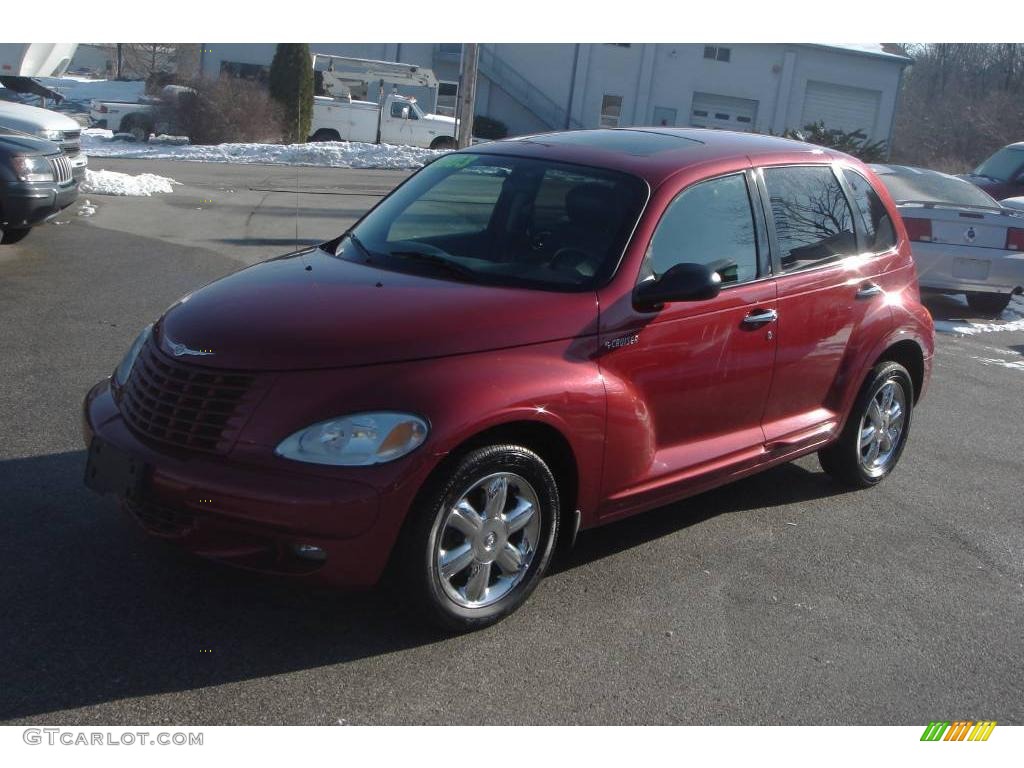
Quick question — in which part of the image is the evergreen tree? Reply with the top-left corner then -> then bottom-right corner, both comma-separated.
268,43 -> 313,143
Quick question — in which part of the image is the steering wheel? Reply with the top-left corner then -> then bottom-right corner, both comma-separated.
549,247 -> 597,277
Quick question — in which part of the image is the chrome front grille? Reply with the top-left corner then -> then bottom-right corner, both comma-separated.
119,339 -> 258,455
49,154 -> 73,184
59,129 -> 82,158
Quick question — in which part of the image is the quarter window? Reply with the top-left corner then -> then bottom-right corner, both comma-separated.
764,166 -> 858,272
644,173 -> 759,285
842,169 -> 896,252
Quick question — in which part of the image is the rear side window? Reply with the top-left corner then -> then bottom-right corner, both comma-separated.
644,173 -> 759,285
764,166 -> 858,272
843,169 -> 896,252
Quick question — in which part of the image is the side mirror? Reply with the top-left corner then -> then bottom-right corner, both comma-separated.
634,262 -> 725,308
401,106 -> 410,119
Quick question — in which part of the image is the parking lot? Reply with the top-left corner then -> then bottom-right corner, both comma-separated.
1,158 -> 1022,725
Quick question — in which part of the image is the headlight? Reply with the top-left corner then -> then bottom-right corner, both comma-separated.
37,129 -> 63,141
275,412 -> 429,466
11,156 -> 55,182
114,324 -> 152,387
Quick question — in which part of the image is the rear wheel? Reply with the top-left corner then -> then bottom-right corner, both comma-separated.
310,129 -> 341,142
430,136 -> 458,150
819,361 -> 913,488
398,444 -> 560,631
966,291 -> 1012,315
122,116 -> 152,143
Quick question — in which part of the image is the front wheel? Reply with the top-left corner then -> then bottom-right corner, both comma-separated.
429,136 -> 458,150
819,361 -> 914,488
966,291 -> 1012,315
398,444 -> 560,631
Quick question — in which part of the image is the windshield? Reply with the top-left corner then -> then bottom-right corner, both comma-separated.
975,147 -> 1024,182
341,153 -> 648,291
875,167 -> 1000,208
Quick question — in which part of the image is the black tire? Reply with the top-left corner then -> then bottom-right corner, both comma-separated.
965,291 -> 1012,315
397,444 -> 560,632
310,129 -> 341,142
0,227 -> 30,245
430,136 -> 458,150
122,116 -> 151,143
819,361 -> 914,488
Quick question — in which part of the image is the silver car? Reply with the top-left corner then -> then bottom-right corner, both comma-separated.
871,163 -> 1024,314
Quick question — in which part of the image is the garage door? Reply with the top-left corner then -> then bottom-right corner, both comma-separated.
801,80 -> 881,138
690,92 -> 759,132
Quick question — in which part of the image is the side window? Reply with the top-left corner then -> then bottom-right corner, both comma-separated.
842,169 -> 897,252
644,173 -> 759,286
391,101 -> 416,119
764,166 -> 858,272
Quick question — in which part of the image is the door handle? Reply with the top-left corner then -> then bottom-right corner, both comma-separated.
855,282 -> 884,299
742,308 -> 778,326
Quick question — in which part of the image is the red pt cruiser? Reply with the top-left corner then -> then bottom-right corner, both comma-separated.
83,129 -> 934,630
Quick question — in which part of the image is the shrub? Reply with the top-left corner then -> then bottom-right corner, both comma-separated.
782,122 -> 888,163
175,77 -> 284,145
268,43 -> 313,143
473,115 -> 508,140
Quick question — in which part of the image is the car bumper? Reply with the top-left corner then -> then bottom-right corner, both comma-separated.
911,241 -> 1024,294
1,179 -> 78,228
82,378 -> 403,588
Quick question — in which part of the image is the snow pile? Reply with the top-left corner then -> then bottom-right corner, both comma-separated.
81,168 -> 178,196
31,77 -> 146,106
973,356 -> 1024,372
933,295 -> 1024,335
81,132 -> 447,170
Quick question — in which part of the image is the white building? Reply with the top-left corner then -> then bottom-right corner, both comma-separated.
198,43 -> 909,146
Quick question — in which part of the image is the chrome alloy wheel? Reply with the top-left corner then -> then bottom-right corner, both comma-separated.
435,472 -> 541,608
859,379 -> 907,477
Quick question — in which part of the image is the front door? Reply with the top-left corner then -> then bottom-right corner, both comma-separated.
598,170 -> 778,519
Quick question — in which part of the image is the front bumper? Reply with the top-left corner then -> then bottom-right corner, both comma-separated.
911,241 -> 1024,294
1,179 -> 78,228
83,379 -> 403,588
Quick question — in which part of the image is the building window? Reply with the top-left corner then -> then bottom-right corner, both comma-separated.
703,46 -> 731,62
436,81 -> 459,117
600,94 -> 623,128
220,61 -> 270,83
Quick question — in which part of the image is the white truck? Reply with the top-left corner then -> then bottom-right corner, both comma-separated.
309,54 -> 458,149
88,85 -> 193,142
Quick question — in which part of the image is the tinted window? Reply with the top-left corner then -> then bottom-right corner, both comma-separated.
765,166 -> 857,271
843,169 -> 896,252
347,153 -> 647,292
645,173 -> 759,285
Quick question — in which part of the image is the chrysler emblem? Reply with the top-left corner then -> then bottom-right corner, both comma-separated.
164,336 -> 214,357
964,226 -> 977,243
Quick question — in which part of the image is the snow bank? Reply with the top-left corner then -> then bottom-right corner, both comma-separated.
33,77 -> 146,106
933,296 -> 1024,335
81,168 -> 178,196
81,132 -> 446,170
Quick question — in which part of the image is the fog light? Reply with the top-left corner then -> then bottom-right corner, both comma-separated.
292,543 -> 327,562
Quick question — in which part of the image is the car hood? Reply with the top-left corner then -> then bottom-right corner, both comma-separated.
157,246 -> 600,371
0,132 -> 58,156
0,100 -> 81,133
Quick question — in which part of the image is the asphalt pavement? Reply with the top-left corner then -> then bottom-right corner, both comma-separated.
0,159 -> 1021,725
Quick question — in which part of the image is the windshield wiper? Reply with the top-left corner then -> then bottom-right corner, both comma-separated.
389,250 -> 477,281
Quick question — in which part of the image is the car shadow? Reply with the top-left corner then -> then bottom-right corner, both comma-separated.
0,449 -> 847,721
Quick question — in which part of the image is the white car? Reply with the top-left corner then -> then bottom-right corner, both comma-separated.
871,164 -> 1024,314
0,100 -> 87,181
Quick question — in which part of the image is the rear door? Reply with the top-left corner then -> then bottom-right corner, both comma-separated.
756,163 -> 896,449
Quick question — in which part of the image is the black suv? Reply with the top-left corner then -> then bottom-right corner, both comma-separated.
0,127 -> 78,244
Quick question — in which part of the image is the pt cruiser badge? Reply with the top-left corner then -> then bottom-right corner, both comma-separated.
163,337 -> 214,357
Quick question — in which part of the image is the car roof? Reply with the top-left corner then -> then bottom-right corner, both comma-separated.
469,127 -> 837,187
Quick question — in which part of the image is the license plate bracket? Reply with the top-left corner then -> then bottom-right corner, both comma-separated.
84,437 -> 148,500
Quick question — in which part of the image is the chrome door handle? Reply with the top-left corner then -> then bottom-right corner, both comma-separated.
856,282 -> 884,299
742,308 -> 778,326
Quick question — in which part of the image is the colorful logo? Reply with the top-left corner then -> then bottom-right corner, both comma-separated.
920,721 -> 997,741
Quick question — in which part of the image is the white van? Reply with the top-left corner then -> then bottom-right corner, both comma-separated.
0,101 -> 87,181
